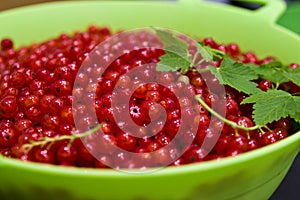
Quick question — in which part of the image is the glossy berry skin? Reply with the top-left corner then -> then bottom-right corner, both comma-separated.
33,148 -> 55,164
56,144 -> 78,163
117,132 -> 136,152
190,75 -> 205,87
52,79 -> 72,96
227,43 -> 240,57
260,131 -> 279,146
203,38 -> 217,48
243,52 -> 258,64
289,63 -> 299,69
0,95 -> 18,118
233,116 -> 254,138
259,80 -> 272,91
228,135 -> 248,153
1,38 -> 14,51
14,119 -> 33,134
182,145 -> 207,163
0,26 -> 294,169
0,127 -> 18,147
273,128 -> 288,140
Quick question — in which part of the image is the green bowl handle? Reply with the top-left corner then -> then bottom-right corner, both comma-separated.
253,0 -> 286,23
179,0 -> 286,24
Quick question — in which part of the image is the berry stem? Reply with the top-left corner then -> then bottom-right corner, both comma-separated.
22,123 -> 103,153
191,52 -> 201,66
195,95 -> 261,132
196,68 -> 210,74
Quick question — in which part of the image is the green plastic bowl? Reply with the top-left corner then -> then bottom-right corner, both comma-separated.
0,0 -> 300,200
278,1 -> 300,35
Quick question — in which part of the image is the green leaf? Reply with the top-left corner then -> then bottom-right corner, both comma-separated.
290,96 -> 300,123
152,28 -> 193,73
283,68 -> 300,87
195,42 -> 213,62
195,42 -> 225,62
251,61 -> 289,84
156,51 -> 191,73
241,89 -> 300,125
208,57 -> 260,95
251,61 -> 300,87
210,48 -> 225,60
152,27 -> 188,58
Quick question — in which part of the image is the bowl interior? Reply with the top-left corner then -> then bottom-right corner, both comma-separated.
0,0 -> 300,63
0,1 -> 300,200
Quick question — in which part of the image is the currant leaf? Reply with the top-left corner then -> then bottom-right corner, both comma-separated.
196,42 -> 224,61
195,42 -> 213,62
156,51 -> 191,73
290,96 -> 300,123
283,68 -> 300,87
241,89 -> 300,125
152,27 -> 189,58
208,57 -> 260,95
251,61 -> 289,85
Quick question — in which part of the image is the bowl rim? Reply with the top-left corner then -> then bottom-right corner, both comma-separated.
0,0 -> 300,178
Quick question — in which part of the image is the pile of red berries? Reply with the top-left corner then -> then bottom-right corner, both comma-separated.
0,25 -> 298,168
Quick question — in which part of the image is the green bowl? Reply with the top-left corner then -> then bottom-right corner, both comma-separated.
278,1 -> 300,35
1,0 -> 300,200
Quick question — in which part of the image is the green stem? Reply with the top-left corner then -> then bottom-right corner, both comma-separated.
195,95 -> 261,132
196,68 -> 210,74
191,52 -> 202,66
194,59 -> 205,67
22,123 -> 103,153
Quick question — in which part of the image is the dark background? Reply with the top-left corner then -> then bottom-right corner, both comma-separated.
271,155 -> 300,200
0,0 -> 299,199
